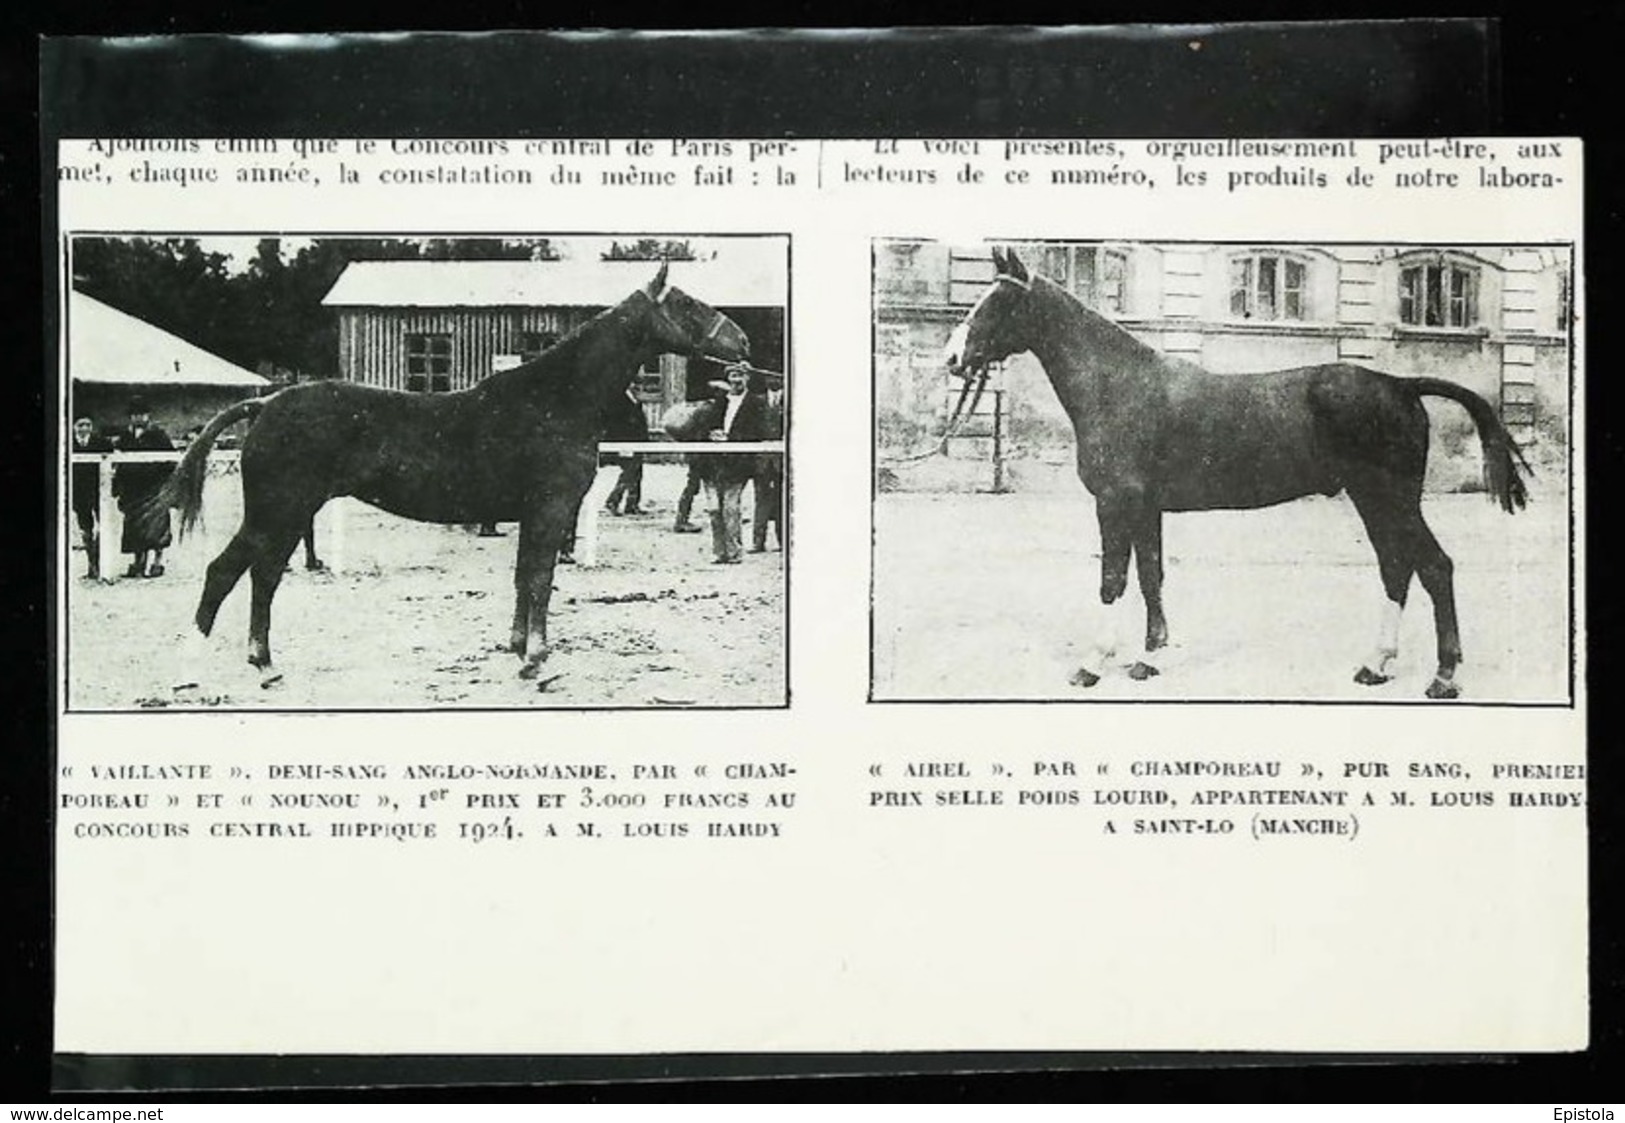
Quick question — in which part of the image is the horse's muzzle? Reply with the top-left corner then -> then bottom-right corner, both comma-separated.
703,316 -> 751,364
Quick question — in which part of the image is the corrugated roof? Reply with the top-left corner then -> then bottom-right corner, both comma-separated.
69,291 -> 271,388
321,252 -> 786,310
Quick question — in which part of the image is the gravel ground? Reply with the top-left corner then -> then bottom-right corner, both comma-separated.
872,481 -> 1573,704
65,464 -> 786,710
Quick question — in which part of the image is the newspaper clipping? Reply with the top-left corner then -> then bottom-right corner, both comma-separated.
53,135 -> 1585,1066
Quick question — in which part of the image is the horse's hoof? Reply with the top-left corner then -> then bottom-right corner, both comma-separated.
1128,661 -> 1160,681
1068,667 -> 1101,688
258,671 -> 284,690
535,672 -> 564,692
517,659 -> 548,680
1425,677 -> 1461,700
1353,666 -> 1392,686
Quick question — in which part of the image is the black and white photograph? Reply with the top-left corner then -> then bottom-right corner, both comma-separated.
872,239 -> 1573,704
62,232 -> 790,710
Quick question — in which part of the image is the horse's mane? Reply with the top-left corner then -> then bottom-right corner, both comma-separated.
1029,274 -> 1168,375
479,287 -> 651,395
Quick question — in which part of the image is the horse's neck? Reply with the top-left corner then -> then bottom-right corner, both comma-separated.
1026,286 -> 1159,436
552,300 -> 654,409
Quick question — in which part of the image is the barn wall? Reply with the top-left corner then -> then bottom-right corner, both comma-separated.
337,304 -> 787,426
336,307 -> 593,391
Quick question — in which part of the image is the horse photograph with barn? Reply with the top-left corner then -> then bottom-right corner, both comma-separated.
871,239 -> 1573,703
61,233 -> 789,711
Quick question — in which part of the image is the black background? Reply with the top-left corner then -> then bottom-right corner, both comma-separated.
8,4 -> 1619,1102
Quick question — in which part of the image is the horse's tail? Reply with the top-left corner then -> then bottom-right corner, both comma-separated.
1407,376 -> 1532,513
141,397 -> 267,538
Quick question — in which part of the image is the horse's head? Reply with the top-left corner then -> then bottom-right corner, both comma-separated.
641,261 -> 752,365
942,246 -> 1035,426
944,247 -> 1036,379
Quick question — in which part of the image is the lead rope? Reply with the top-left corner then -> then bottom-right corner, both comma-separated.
878,370 -> 990,465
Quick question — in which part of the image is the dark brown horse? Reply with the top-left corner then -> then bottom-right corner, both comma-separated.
148,263 -> 749,687
944,247 -> 1530,699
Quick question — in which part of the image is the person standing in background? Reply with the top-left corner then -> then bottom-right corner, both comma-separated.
110,397 -> 175,579
70,416 -> 111,579
603,379 -> 648,516
750,376 -> 785,553
704,365 -> 773,564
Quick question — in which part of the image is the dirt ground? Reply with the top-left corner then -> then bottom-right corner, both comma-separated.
65,464 -> 786,710
873,476 -> 1574,704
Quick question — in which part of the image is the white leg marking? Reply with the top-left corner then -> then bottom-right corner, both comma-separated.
1363,598 -> 1403,677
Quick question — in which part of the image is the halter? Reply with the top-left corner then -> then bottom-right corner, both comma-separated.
649,280 -> 730,352
701,308 -> 730,346
938,273 -> 1029,442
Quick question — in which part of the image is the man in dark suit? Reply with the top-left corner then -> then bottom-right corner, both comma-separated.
70,416 -> 112,579
704,365 -> 774,564
749,377 -> 785,553
602,381 -> 649,516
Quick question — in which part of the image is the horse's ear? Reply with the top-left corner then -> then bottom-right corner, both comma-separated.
647,261 -> 669,297
1005,248 -> 1029,282
990,245 -> 1007,274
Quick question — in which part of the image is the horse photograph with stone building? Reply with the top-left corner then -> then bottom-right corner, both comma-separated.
872,239 -> 1573,704
62,233 -> 789,711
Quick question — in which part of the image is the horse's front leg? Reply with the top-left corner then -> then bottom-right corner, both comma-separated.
1129,506 -> 1167,680
507,529 -> 533,655
1070,500 -> 1134,688
514,503 -> 573,681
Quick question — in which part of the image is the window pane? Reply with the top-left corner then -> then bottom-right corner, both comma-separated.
1425,265 -> 1443,327
1044,246 -> 1069,288
1102,252 -> 1126,313
1400,267 -> 1418,323
1284,259 -> 1305,320
1448,268 -> 1467,327
430,374 -> 451,393
407,373 -> 426,392
1230,257 -> 1251,317
1256,256 -> 1277,319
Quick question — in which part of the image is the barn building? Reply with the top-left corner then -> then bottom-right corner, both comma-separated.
875,241 -> 1572,477
68,290 -> 270,436
322,251 -> 787,434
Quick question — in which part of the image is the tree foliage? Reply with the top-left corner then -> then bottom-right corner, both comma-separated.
601,238 -> 699,262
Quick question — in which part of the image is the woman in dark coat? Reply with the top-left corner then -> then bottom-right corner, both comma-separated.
110,398 -> 175,578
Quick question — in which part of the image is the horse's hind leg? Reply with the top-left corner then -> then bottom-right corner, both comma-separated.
246,532 -> 301,685
1405,512 -> 1461,699
196,531 -> 256,636
1133,507 -> 1168,658
1347,487 -> 1416,687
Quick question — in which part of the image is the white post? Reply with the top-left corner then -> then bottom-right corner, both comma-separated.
576,466 -> 614,568
326,498 -> 347,574
96,455 -> 118,581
